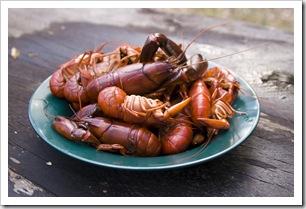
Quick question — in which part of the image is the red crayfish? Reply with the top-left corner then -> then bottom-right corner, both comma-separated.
49,22 -> 259,157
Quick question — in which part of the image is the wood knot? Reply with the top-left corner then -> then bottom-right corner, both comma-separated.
261,71 -> 293,84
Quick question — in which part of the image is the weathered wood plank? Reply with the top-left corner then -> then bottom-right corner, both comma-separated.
8,167 -> 55,197
7,8 -> 294,198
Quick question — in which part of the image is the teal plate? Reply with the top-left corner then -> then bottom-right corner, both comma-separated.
28,62 -> 260,170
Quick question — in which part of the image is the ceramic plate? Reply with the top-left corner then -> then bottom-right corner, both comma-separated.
28,62 -> 260,170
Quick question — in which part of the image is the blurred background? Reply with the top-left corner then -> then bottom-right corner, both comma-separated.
159,8 -> 294,32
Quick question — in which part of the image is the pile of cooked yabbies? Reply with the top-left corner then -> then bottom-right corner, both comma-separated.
49,25 -> 247,157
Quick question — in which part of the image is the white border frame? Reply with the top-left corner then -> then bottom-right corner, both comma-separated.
1,1 -> 302,206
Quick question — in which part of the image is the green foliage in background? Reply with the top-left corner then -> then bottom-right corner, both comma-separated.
164,8 -> 293,32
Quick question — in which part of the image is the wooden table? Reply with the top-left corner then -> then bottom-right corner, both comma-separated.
7,8 -> 295,201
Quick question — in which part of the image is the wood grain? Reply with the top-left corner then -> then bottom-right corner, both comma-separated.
8,8 -> 294,198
